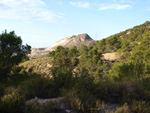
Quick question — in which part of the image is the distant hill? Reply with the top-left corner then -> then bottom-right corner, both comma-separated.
29,33 -> 95,58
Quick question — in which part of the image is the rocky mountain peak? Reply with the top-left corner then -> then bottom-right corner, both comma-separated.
29,33 -> 95,58
77,33 -> 92,40
67,35 -> 76,39
45,33 -> 94,51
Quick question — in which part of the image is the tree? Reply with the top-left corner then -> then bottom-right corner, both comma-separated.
0,30 -> 31,77
50,46 -> 77,88
79,44 -> 88,55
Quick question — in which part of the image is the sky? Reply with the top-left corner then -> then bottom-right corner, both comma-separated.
0,0 -> 150,48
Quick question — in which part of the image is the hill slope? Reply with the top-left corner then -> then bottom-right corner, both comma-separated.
20,57 -> 52,77
94,21 -> 150,61
95,21 -> 150,53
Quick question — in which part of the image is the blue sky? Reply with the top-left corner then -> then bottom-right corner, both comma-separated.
0,0 -> 150,48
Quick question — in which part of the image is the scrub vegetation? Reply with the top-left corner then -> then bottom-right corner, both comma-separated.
1,21 -> 150,113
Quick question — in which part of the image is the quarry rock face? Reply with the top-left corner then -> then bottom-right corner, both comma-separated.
29,33 -> 95,58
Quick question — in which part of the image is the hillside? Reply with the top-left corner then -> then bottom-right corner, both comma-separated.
20,57 -> 52,78
29,33 -> 95,58
95,21 -> 150,53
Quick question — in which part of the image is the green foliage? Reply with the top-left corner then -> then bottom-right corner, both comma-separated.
69,46 -> 79,57
109,61 -> 146,81
106,36 -> 121,52
78,45 -> 110,82
130,32 -> 150,65
52,67 -> 73,89
0,92 -> 25,113
26,100 -> 60,113
50,46 -> 79,89
79,44 -> 88,54
18,77 -> 58,99
0,30 -> 31,77
50,46 -> 79,68
96,39 -> 106,53
10,66 -> 26,75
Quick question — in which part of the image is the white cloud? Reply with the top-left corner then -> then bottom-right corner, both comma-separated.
99,3 -> 131,10
69,2 -> 90,8
0,0 -> 65,23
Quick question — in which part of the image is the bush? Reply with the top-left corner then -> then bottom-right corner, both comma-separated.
6,74 -> 32,86
4,86 -> 17,95
95,81 -> 128,103
114,103 -> 130,113
18,77 -> 59,99
25,100 -> 60,113
130,100 -> 150,113
0,92 -> 25,113
64,89 -> 104,112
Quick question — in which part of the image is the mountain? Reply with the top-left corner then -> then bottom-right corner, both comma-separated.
29,33 -> 95,58
45,33 -> 94,51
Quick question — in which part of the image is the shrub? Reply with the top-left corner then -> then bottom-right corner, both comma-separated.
4,86 -> 17,95
25,100 -> 60,113
114,103 -> 130,113
64,89 -> 104,112
95,81 -> 128,103
43,100 -> 60,112
18,77 -> 59,99
0,92 -> 25,113
130,100 -> 150,113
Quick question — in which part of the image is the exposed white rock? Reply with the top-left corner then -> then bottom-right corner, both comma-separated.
45,35 -> 76,51
101,52 -> 118,61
